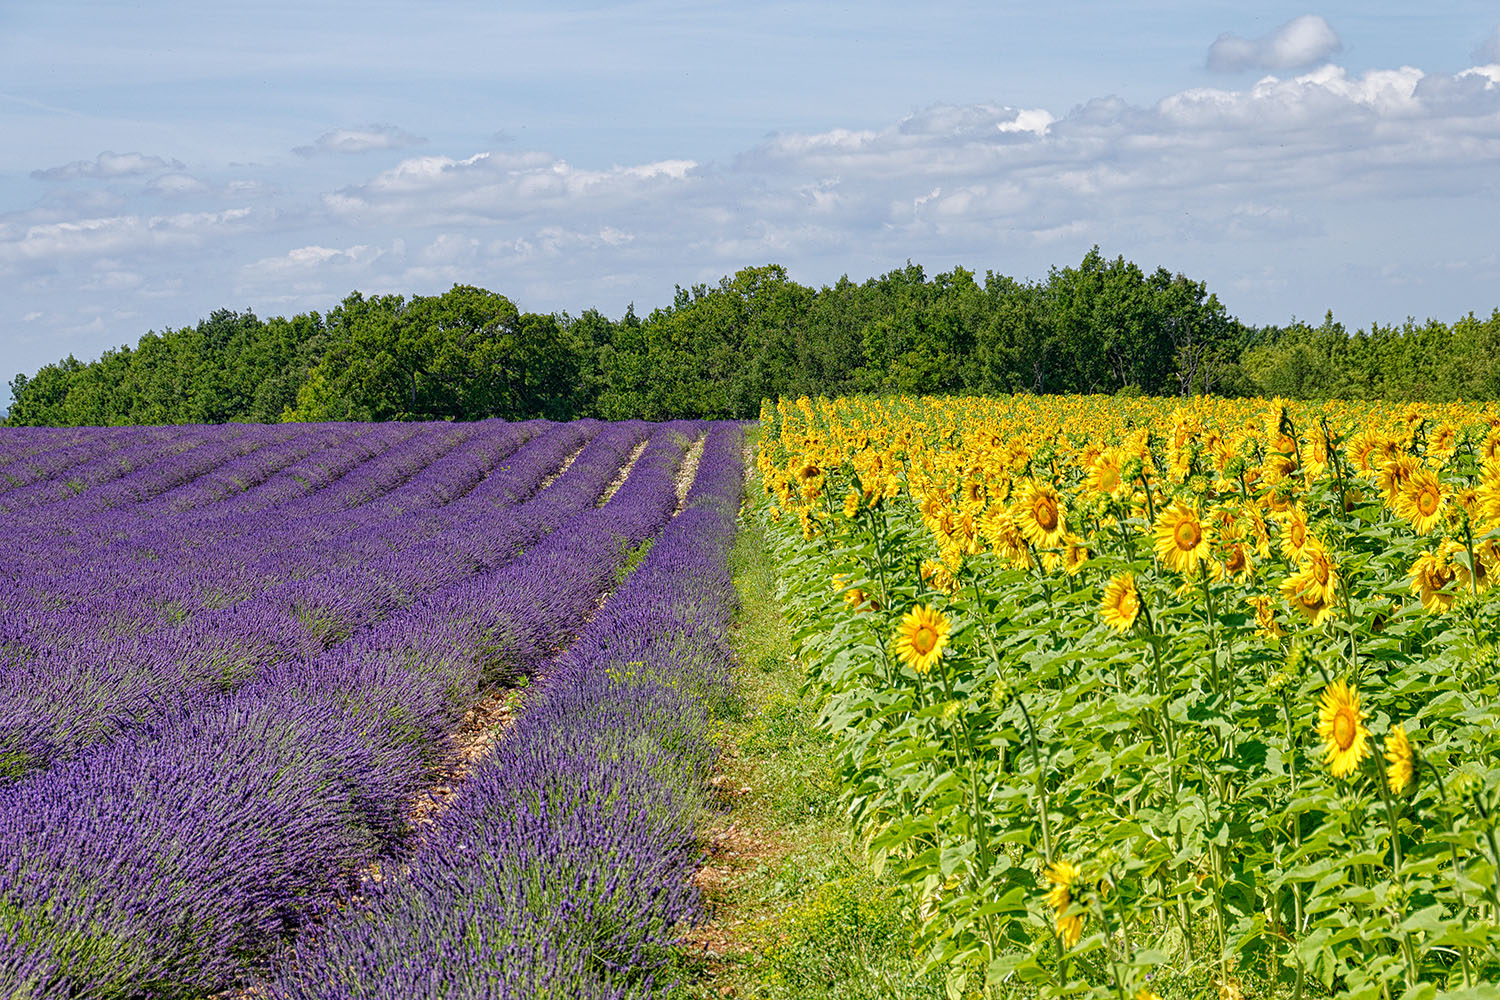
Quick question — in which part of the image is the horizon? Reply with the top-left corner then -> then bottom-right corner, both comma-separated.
4,1 -> 1500,411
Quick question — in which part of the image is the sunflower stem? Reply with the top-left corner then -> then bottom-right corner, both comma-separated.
1091,886 -> 1129,1000
1372,755 -> 1418,991
1431,772 -> 1475,988
937,651 -> 1001,961
1281,687 -> 1308,1000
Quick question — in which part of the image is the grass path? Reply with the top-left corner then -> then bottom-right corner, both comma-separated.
672,436 -> 947,1000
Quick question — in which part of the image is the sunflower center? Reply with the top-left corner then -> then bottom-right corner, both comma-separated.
1034,499 -> 1059,532
1417,489 -> 1438,517
911,625 -> 938,655
1121,589 -> 1139,617
1174,519 -> 1201,551
1291,523 -> 1305,547
1100,467 -> 1119,491
1333,711 -> 1356,750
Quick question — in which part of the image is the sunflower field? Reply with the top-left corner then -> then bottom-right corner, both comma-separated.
757,394 -> 1500,1000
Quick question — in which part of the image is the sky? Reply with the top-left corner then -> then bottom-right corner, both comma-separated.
3,1 -> 1500,410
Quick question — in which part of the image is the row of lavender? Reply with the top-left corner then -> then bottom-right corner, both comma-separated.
3,420 -> 554,645
1,419 -> 639,779
270,423 -> 747,999
0,419 -> 719,995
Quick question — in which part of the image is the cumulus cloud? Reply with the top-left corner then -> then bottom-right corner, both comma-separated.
241,243 -> 385,279
0,208 -> 252,265
293,125 -> 426,157
1207,14 -> 1342,73
146,173 -> 210,197
727,61 -> 1500,258
263,63 -> 1500,296
31,151 -> 185,181
234,242 -> 397,304
1476,24 -> 1500,65
10,48 -> 1500,389
323,150 -> 699,226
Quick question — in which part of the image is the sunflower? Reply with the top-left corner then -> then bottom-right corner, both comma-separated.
1264,479 -> 1295,514
1318,680 -> 1372,779
842,489 -> 862,519
1457,538 -> 1499,594
1482,430 -> 1500,464
1297,541 -> 1340,605
1345,430 -> 1387,473
981,502 -> 1033,569
1278,505 -> 1311,562
1377,454 -> 1419,505
1275,536 -> 1338,609
919,489 -> 950,521
1060,533 -> 1091,577
1153,502 -> 1214,575
893,604 -> 950,674
1016,480 -> 1067,548
1087,448 -> 1128,497
1303,433 -> 1330,480
844,587 -> 879,613
1215,540 -> 1253,581
1263,450 -> 1298,482
1384,724 -> 1416,795
960,476 -> 987,510
1480,459 -> 1500,532
921,557 -> 958,596
950,511 -> 981,556
1045,859 -> 1086,947
1100,573 -> 1141,632
1408,549 -> 1457,613
1394,468 -> 1448,534
1247,593 -> 1283,640
1428,422 -> 1458,463
1279,543 -> 1339,623
1283,583 -> 1337,627
1241,503 -> 1272,559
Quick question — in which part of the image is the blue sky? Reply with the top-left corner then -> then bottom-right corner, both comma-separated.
4,1 -> 1500,409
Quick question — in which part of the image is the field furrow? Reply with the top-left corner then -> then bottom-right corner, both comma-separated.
0,418 -> 744,1000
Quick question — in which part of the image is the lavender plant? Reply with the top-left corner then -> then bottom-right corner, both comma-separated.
0,418 -> 742,998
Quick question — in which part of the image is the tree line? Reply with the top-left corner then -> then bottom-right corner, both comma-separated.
8,248 -> 1499,426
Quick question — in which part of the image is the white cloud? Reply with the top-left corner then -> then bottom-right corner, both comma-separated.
0,209 -> 253,265
240,243 -> 386,282
7,46 -> 1500,395
249,62 -> 1500,304
324,150 -> 700,226
293,125 -> 427,157
418,233 -> 481,265
1207,15 -> 1342,73
30,151 -> 185,181
1161,65 -> 1427,126
226,179 -> 278,197
721,62 -> 1500,259
147,173 -> 210,197
997,108 -> 1055,135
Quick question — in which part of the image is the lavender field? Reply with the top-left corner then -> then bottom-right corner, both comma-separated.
0,417 -> 746,998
